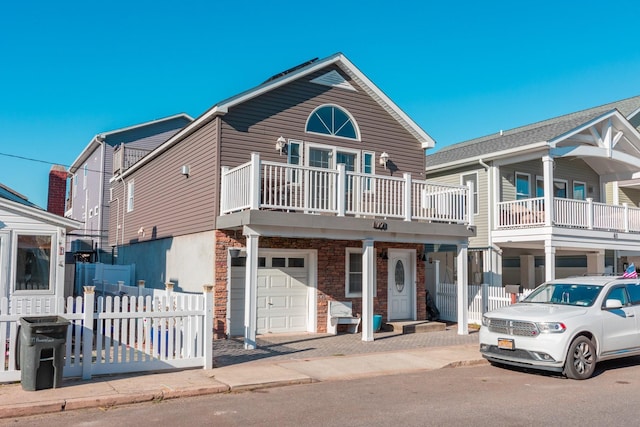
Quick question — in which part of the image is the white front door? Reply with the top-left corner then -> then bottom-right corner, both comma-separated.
388,250 -> 415,320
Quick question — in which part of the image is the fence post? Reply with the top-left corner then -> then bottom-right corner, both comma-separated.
249,152 -> 261,210
165,282 -> 174,301
138,280 -> 145,297
482,283 -> 489,314
404,173 -> 412,221
203,285 -> 214,369
337,163 -> 346,216
82,286 -> 95,380
587,198 -> 594,230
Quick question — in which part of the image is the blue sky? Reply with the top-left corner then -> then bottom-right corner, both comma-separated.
2,0 -> 640,208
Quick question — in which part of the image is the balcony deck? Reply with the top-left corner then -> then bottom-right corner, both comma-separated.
220,154 -> 471,225
497,197 -> 640,233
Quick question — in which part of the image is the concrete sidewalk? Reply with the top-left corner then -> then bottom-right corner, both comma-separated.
0,330 -> 484,420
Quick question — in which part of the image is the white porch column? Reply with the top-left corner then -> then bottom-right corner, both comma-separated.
587,252 -> 605,275
361,239 -> 375,342
542,156 -> 554,227
249,152 -> 261,210
544,239 -> 556,282
456,243 -> 469,335
243,231 -> 259,349
520,255 -> 535,288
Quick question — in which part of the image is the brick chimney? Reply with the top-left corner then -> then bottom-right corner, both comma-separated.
47,165 -> 68,216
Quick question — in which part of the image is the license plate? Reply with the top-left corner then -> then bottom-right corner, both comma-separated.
498,338 -> 514,350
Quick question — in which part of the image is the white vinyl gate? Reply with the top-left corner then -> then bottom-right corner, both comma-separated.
0,284 -> 213,383
436,283 -> 534,324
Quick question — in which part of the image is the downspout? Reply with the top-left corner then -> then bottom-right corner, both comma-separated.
97,135 -> 105,262
477,159 -> 496,286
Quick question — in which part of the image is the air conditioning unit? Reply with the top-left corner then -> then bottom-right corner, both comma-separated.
71,239 -> 93,252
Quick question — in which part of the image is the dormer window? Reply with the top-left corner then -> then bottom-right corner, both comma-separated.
306,105 -> 359,140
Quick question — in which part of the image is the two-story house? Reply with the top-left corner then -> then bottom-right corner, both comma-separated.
425,95 -> 640,289
65,114 -> 193,262
108,53 -> 475,348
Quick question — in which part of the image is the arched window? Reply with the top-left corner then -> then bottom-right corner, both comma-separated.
306,105 -> 359,140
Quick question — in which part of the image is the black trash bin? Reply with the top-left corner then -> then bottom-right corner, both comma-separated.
18,316 -> 70,391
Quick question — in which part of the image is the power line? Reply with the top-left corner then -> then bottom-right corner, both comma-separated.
0,151 -> 105,175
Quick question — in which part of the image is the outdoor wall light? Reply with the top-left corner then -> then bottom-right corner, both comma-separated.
275,136 -> 287,155
229,248 -> 241,258
379,250 -> 388,260
379,152 -> 389,169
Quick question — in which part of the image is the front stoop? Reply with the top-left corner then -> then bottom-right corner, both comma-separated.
383,321 -> 447,334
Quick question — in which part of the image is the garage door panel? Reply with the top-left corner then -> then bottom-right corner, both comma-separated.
289,316 -> 307,329
290,295 -> 307,308
269,296 -> 288,309
256,296 -> 268,309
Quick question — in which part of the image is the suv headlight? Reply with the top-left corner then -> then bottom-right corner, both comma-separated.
536,322 -> 566,333
482,315 -> 490,327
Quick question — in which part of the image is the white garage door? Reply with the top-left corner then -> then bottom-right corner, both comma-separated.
229,252 -> 310,336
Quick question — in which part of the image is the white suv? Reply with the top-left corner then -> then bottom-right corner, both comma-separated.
479,276 -> 640,379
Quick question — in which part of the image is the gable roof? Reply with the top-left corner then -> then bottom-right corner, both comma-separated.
425,95 -> 640,170
69,113 -> 193,173
118,53 -> 434,179
0,183 -> 82,230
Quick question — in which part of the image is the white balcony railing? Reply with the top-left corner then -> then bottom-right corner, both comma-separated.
497,197 -> 640,233
220,153 -> 471,225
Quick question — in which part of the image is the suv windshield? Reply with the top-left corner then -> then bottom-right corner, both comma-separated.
523,283 -> 603,307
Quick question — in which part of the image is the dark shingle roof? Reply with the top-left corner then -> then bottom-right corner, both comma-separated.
0,183 -> 41,209
425,95 -> 640,168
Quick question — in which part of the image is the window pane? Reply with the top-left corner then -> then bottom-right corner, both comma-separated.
348,252 -> 362,294
306,106 -> 357,139
627,283 -> 640,304
573,182 -> 586,200
289,258 -> 305,267
554,181 -> 567,198
536,179 -> 544,197
516,174 -> 530,200
16,235 -> 51,291
272,257 -> 286,267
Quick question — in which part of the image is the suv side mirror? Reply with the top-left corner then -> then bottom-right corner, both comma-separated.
605,299 -> 623,309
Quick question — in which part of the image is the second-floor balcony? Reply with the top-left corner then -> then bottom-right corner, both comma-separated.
497,197 -> 640,233
220,153 -> 471,225
113,144 -> 150,175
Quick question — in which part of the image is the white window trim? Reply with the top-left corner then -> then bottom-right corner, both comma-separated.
362,151 -> 376,193
287,139 -> 303,185
573,180 -> 586,200
73,174 -> 77,198
305,142 -> 360,171
345,247 -> 363,297
305,103 -> 361,141
344,247 -> 377,298
515,172 -> 531,199
535,175 -> 544,197
554,178 -> 569,198
461,172 -> 479,215
11,231 -> 56,295
127,180 -> 135,212
83,164 -> 88,189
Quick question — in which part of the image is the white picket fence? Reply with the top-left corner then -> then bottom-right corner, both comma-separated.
0,285 -> 213,383
436,282 -> 534,325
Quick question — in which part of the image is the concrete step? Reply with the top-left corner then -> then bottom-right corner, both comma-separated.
383,321 -> 447,334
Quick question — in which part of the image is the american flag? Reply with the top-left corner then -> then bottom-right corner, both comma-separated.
623,263 -> 638,279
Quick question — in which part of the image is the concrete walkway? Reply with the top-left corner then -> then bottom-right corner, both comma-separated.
0,327 -> 483,419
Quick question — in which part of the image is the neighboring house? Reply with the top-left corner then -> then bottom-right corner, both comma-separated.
65,114 -> 193,262
108,52 -> 475,347
0,183 -> 81,303
424,95 -> 640,289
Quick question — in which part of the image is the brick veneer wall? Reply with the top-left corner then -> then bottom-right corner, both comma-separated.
213,230 -> 427,338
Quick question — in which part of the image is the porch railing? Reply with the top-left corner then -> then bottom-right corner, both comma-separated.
113,144 -> 151,175
220,153 -> 471,224
497,197 -> 640,233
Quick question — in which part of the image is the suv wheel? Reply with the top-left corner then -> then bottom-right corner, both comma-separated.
564,336 -> 596,380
